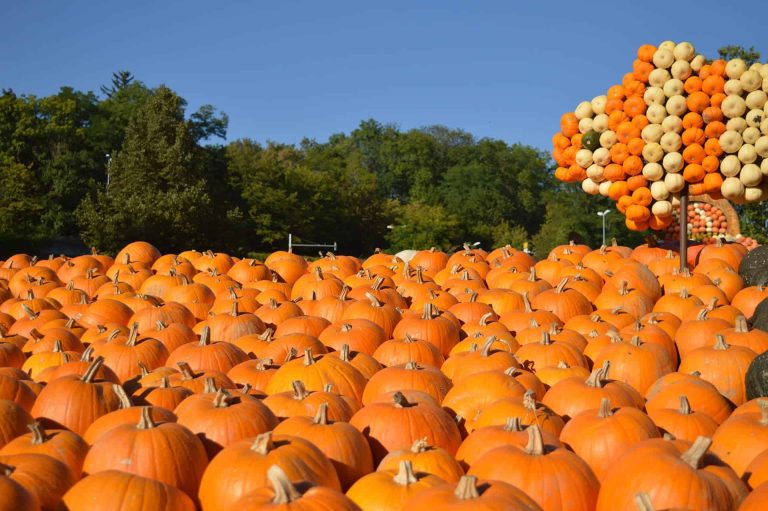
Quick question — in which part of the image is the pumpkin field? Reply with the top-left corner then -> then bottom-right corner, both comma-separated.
0,234 -> 765,510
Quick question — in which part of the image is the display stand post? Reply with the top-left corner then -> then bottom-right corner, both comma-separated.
679,193 -> 688,272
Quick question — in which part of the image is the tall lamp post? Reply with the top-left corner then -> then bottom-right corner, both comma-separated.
597,209 -> 611,246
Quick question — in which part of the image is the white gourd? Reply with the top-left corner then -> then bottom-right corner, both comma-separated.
663,79 -> 684,97
690,55 -> 705,72
598,130 -> 616,149
720,155 -> 742,177
647,104 -> 667,124
641,124 -> 663,143
745,187 -> 763,203
745,90 -> 767,110
740,70 -> 762,92
739,163 -> 762,186
665,95 -> 688,117
592,114 -> 609,133
642,162 -> 664,181
726,117 -> 747,133
652,201 -> 673,217
650,181 -> 670,200
661,115 -> 683,133
746,109 -> 765,128
644,87 -> 665,106
726,58 -> 747,79
760,118 -> 768,136
664,172 -> 685,193
598,181 -> 612,197
743,126 -> 761,145
575,101 -> 594,120
737,144 -> 757,164
761,159 -> 768,176
592,147 -> 612,166
658,40 -> 676,52
591,96 -> 607,115
578,117 -> 594,134
673,42 -> 695,61
575,149 -> 594,168
587,164 -> 605,182
724,79 -> 743,96
660,132 -> 682,153
649,68 -> 671,88
662,151 -> 684,173
721,176 -> 745,199
721,95 -> 747,119
719,130 -> 743,154
670,61 -> 691,81
582,179 -> 600,195
754,136 -> 768,158
642,143 -> 664,163
653,48 -> 675,69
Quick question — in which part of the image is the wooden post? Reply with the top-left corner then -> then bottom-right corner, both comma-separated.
679,193 -> 688,272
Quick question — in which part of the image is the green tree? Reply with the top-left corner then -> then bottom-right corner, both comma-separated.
100,71 -> 135,98
385,202 -> 461,251
77,86 -> 217,252
718,45 -> 761,65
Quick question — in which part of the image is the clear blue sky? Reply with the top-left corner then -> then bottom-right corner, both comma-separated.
1,0 -> 763,152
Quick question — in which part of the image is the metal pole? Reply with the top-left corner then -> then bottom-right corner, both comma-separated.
679,193 -> 688,272
288,233 -> 292,253
602,215 -> 606,246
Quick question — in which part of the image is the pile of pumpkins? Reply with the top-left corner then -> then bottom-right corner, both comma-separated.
553,40 -> 768,231
663,201 -> 761,249
0,240 -> 768,510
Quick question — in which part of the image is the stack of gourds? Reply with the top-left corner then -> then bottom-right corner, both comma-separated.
553,41 -> 768,231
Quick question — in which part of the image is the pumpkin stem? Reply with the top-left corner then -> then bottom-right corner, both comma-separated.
410,437 -> 429,453
126,322 -> 140,347
478,312 -> 494,326
107,328 -> 122,342
52,339 -> 64,353
555,277 -> 569,293
292,380 -> 309,400
422,303 -> 437,320
619,280 -> 629,296
679,395 -> 692,415
113,384 -> 132,409
340,323 -> 353,333
759,399 -> 768,426
679,288 -> 689,299
365,292 -> 382,308
338,344 -> 351,362
392,391 -> 412,408
522,389 -> 536,411
258,328 -> 274,342
212,388 -> 231,408
137,407 -> 157,429
301,348 -> 317,366
524,424 -> 545,456
285,347 -> 298,363
230,301 -> 239,317
404,360 -> 420,371
586,361 -> 609,388
540,332 -> 551,345
159,376 -> 170,388
28,422 -> 48,445
696,308 -> 710,321
629,335 -> 642,347
177,361 -> 196,380
0,463 -> 15,477
480,336 -> 496,356
80,345 -> 94,362
454,475 -> 480,500
634,493 -> 656,511
203,377 -> 218,394
198,326 -> 212,346
598,398 -> 613,418
267,465 -> 302,504
251,431 -> 273,455
313,402 -> 329,425
735,316 -> 749,333
522,292 -> 533,313
713,334 -> 730,350
680,436 -> 712,469
392,460 -> 419,486
81,356 -> 105,383
503,417 -> 523,431
338,285 -> 350,301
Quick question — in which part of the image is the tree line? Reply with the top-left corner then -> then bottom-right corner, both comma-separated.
2,62 -> 763,259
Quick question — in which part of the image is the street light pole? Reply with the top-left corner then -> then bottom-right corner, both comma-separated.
597,209 -> 611,246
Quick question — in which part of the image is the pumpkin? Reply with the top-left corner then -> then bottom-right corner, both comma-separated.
166,326 -> 248,374
30,357 -> 122,435
0,422 -> 88,476
596,437 -> 746,511
82,407 -> 208,500
710,399 -> 768,476
401,475 -> 542,510
559,398 -> 660,481
391,304 -> 460,357
441,368 -> 527,424
229,465 -> 358,510
61,470 -> 195,511
377,437 -> 464,483
0,453 -> 75,511
647,395 -> 719,442
362,361 -> 451,405
468,425 -> 600,511
197,432 -> 341,511
346,460 -> 444,510
174,387 -> 279,459
0,467 -> 39,511
273,403 -> 373,490
349,391 -> 462,463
